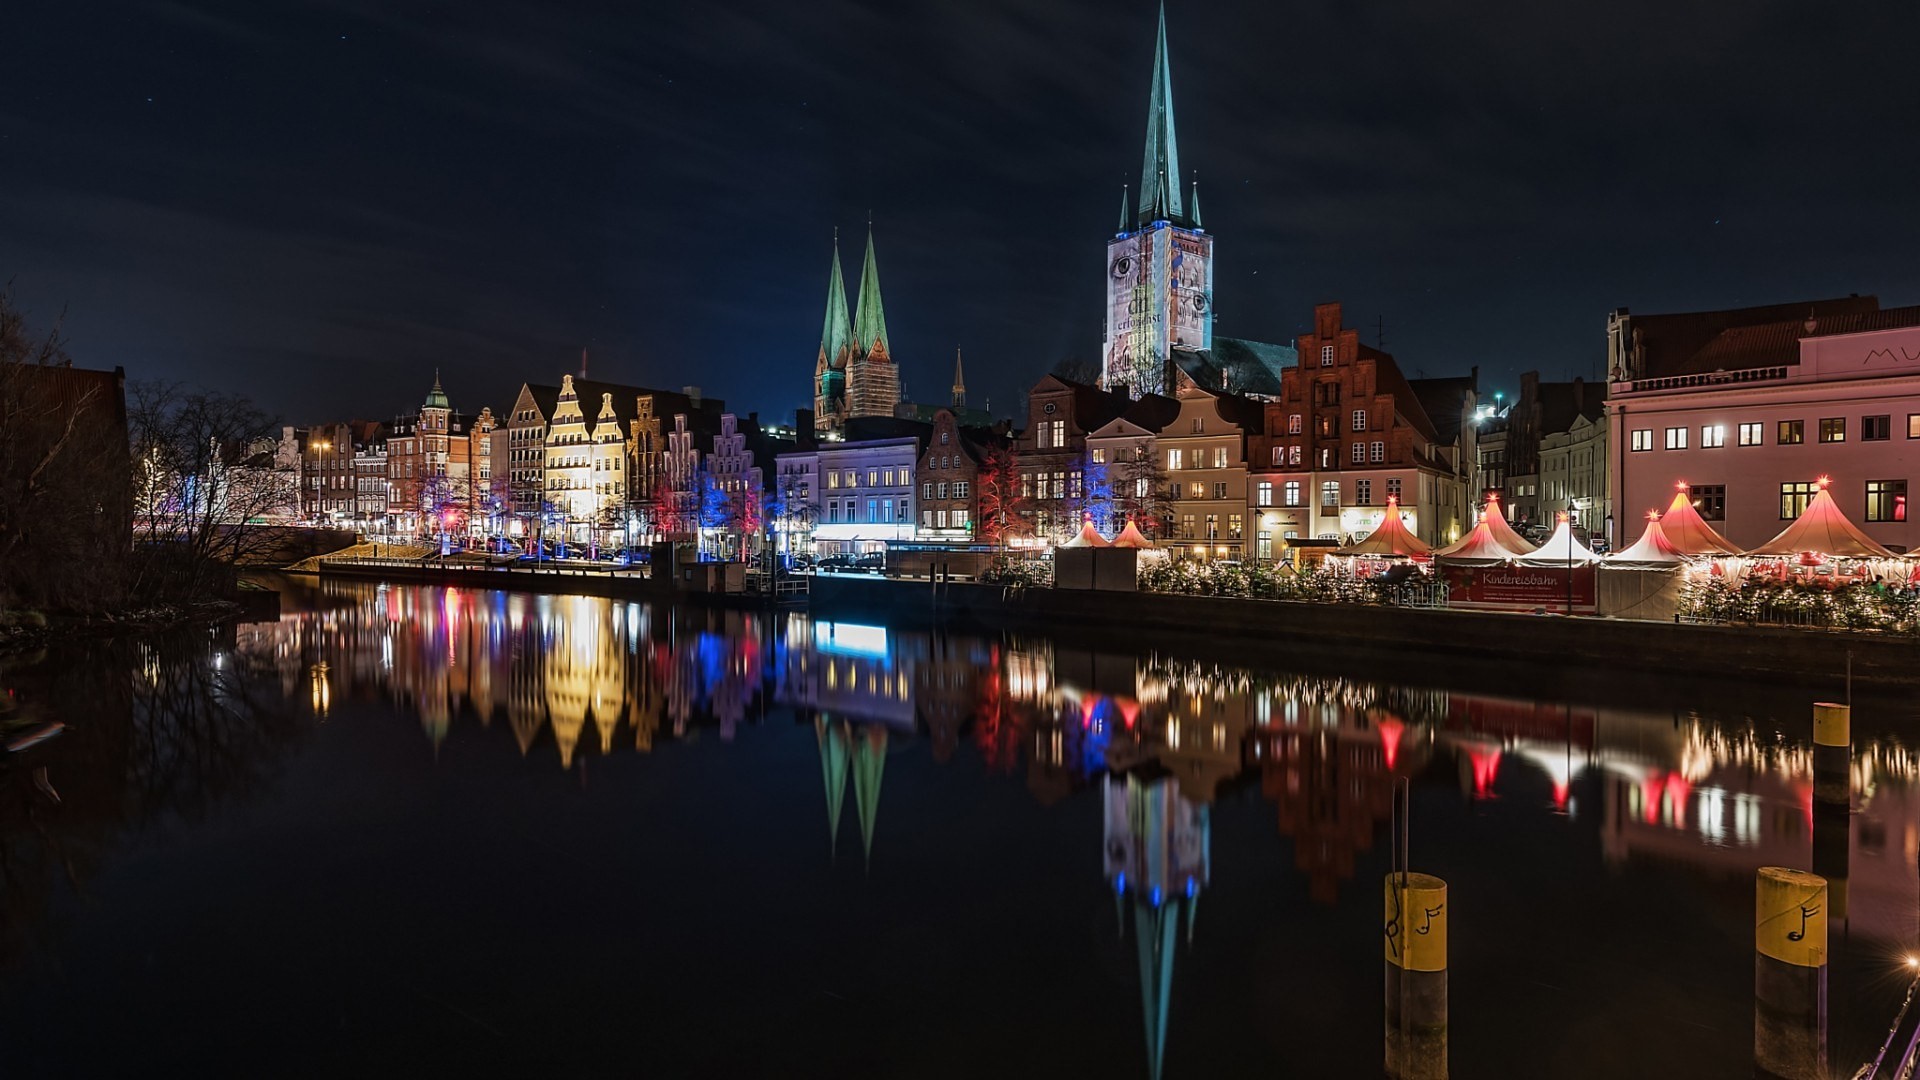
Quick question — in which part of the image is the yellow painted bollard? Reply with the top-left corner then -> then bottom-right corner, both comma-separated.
1384,873 -> 1447,1080
1811,703 -> 1851,922
1754,867 -> 1827,1080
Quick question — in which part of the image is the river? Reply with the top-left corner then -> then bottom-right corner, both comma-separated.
1,575 -> 1916,1077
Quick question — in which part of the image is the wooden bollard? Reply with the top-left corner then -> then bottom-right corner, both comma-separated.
1385,872 -> 1447,1080
1754,867 -> 1827,1080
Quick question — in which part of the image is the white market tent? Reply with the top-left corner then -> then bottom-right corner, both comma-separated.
1659,484 -> 1742,556
1336,497 -> 1433,558
1060,518 -> 1112,549
1608,514 -> 1687,567
1433,495 -> 1535,565
1516,514 -> 1602,567
1746,483 -> 1896,560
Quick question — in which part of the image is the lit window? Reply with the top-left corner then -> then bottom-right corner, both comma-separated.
1779,481 -> 1816,519
1257,481 -> 1273,507
1777,420 -> 1803,445
1356,479 -> 1372,505
1321,481 -> 1340,508
1284,481 -> 1302,507
1212,446 -> 1228,469
1664,427 -> 1687,450
1819,418 -> 1845,443
1867,480 -> 1907,522
1288,445 -> 1301,466
1738,422 -> 1762,446
1700,425 -> 1725,448
1631,429 -> 1653,452
1288,414 -> 1302,435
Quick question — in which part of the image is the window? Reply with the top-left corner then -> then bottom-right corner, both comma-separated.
1356,479 -> 1373,505
1283,481 -> 1302,507
1257,481 -> 1273,507
899,498 -> 909,520
936,482 -> 949,499
846,470 -> 858,487
1228,514 -> 1243,540
1191,418 -> 1204,434
1351,409 -> 1367,432
1319,447 -> 1332,469
1691,484 -> 1726,521
953,482 -> 969,499
1370,440 -> 1385,464
1091,448 -> 1106,464
1210,447 -> 1226,469
1386,477 -> 1402,501
1864,415 -> 1891,441
922,510 -> 933,528
935,510 -> 947,528
1819,418 -> 1845,443
1664,427 -> 1687,450
1271,446 -> 1283,466
1320,345 -> 1334,366
1179,514 -> 1196,538
868,470 -> 879,487
1321,481 -> 1340,508
1738,422 -> 1762,446
1701,425 -> 1725,448
922,483 -> 933,499
1772,420 -> 1803,445
1910,415 -> 1920,439
1867,480 -> 1907,522
1212,482 -> 1228,499
1166,448 -> 1184,470
1289,446 -> 1302,466
867,499 -> 877,521
1188,482 -> 1206,499
1204,514 -> 1219,538
1351,442 -> 1365,464
1288,414 -> 1302,435
1631,429 -> 1653,452
953,509 -> 969,529
1038,419 -> 1065,449
1780,481 -> 1817,519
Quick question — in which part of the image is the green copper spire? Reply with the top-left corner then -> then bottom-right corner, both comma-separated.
816,717 -> 849,859
1137,4 -> 1183,225
851,225 -> 890,357
819,232 -> 852,368
852,725 -> 887,866
1117,185 -> 1130,231
1189,176 -> 1202,229
423,370 -> 450,411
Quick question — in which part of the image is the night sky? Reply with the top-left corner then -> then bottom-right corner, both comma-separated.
7,1 -> 1920,427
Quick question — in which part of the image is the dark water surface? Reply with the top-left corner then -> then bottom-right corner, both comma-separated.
2,576 -> 1918,1078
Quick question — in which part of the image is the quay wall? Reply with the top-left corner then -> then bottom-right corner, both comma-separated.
808,575 -> 1920,691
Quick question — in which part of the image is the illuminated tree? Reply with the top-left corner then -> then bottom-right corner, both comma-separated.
975,446 -> 1029,550
1116,439 -> 1172,538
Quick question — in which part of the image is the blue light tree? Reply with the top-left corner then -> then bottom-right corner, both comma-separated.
1081,448 -> 1115,536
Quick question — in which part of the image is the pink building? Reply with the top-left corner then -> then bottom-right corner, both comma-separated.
1606,297 -> 1920,551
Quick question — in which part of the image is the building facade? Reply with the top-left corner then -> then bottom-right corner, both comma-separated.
1158,371 -> 1260,558
1607,297 -> 1920,551
386,376 -> 470,539
916,409 -> 981,542
1013,375 -> 1132,543
811,437 -> 920,553
1247,303 -> 1467,549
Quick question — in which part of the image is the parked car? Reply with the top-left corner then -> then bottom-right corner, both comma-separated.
817,553 -> 883,575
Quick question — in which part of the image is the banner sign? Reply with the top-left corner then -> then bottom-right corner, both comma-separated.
1446,564 -> 1594,608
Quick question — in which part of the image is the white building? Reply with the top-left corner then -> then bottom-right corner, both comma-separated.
811,436 -> 919,553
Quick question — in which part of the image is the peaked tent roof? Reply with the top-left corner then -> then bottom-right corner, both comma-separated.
1517,516 -> 1603,566
1337,500 -> 1431,557
1061,518 -> 1113,548
1746,485 -> 1896,559
819,234 -> 852,368
1659,487 -> 1743,555
1433,505 -> 1533,565
1609,515 -> 1687,567
1112,520 -> 1155,548
1136,4 -> 1187,227
1474,496 -> 1537,554
851,227 -> 890,356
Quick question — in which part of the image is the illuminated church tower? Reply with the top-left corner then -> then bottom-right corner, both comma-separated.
813,226 -> 900,436
1103,5 -> 1213,399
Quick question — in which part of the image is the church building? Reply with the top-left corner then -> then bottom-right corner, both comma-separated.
814,227 -> 900,436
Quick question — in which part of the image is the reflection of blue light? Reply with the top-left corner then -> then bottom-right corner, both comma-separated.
1185,876 -> 1196,898
1115,872 -> 1127,895
813,621 -> 887,659
1151,886 -> 1162,908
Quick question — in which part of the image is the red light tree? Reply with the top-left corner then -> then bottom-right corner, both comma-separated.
975,446 -> 1029,550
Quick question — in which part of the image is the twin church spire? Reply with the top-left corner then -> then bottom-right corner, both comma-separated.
814,225 -> 897,434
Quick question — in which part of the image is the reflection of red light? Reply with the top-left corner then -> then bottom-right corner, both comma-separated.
1081,698 -> 1098,730
1468,746 -> 1501,798
1895,495 -> 1907,523
1663,774 -> 1690,828
1552,780 -> 1569,809
1641,777 -> 1662,824
1378,718 -> 1404,771
1117,698 -> 1140,729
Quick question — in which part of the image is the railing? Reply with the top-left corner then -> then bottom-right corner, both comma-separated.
1625,366 -> 1789,394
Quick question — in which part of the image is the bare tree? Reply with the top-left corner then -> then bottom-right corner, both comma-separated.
127,381 -> 296,601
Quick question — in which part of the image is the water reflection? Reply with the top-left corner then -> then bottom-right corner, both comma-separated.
8,577 -> 1920,1076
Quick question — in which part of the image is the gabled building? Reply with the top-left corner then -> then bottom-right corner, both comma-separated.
915,408 -> 999,542
1013,375 -> 1133,543
386,374 -> 470,538
1158,365 -> 1262,558
1247,303 -> 1470,549
1087,394 -> 1181,538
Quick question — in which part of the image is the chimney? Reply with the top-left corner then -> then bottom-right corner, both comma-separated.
682,385 -> 702,407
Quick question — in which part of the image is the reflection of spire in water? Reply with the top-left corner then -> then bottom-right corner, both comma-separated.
817,717 -> 850,859
1103,772 -> 1210,1080
852,724 -> 889,865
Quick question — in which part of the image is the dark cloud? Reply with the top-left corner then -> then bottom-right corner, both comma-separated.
4,0 -> 1919,424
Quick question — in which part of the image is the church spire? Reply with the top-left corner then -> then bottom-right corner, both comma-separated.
852,224 -> 890,358
1118,184 -> 1130,232
1137,4 -> 1183,225
951,347 -> 967,408
819,230 -> 852,368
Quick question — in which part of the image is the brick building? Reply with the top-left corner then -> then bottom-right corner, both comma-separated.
916,408 -> 986,542
1247,302 -> 1470,548
1012,375 -> 1133,543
